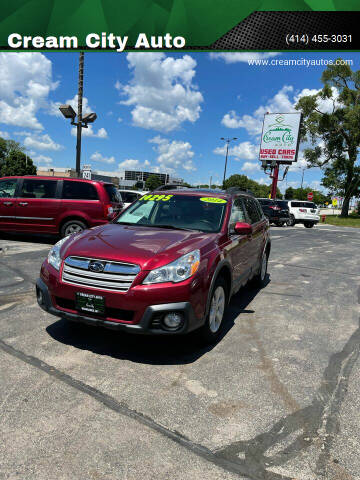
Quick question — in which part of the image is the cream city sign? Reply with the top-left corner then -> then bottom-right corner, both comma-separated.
259,112 -> 301,164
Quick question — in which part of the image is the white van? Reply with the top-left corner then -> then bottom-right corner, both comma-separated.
287,200 -> 320,228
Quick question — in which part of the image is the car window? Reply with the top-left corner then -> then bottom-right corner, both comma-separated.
104,184 -> 121,203
62,181 -> 98,200
0,178 -> 17,198
303,202 -> 316,209
254,198 -> 265,218
123,192 -> 139,203
258,199 -> 272,206
244,197 -> 262,224
229,198 -> 246,232
20,179 -> 57,199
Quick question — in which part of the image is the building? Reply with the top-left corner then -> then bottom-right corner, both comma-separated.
36,167 -> 77,178
36,167 -> 183,189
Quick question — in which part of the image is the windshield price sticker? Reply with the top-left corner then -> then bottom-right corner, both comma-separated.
200,197 -> 227,204
139,194 -> 173,201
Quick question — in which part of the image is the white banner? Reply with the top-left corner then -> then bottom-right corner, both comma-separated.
259,113 -> 301,163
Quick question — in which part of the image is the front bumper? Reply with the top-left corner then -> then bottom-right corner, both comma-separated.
36,277 -> 203,335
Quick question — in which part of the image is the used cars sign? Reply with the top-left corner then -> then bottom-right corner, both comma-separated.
259,112 -> 301,164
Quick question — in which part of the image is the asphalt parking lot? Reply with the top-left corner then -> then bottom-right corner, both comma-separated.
0,224 -> 359,480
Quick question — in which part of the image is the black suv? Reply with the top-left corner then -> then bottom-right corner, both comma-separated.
257,198 -> 290,227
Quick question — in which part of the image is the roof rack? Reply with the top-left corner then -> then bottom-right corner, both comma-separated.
225,187 -> 254,196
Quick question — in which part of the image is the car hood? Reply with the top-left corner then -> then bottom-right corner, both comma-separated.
61,223 -> 217,270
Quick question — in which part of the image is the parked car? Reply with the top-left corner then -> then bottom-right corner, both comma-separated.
36,189 -> 270,342
118,189 -> 148,209
287,200 -> 320,228
257,198 -> 290,226
0,176 -> 123,237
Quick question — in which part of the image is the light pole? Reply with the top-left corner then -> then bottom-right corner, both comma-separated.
59,53 -> 97,177
220,137 -> 237,186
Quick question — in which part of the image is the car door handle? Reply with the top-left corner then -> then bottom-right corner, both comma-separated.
2,201 -> 13,206
18,202 -> 28,206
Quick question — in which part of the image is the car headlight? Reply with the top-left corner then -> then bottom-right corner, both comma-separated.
143,249 -> 200,285
47,237 -> 68,270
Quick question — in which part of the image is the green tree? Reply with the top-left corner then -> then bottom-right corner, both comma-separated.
295,61 -> 360,217
0,150 -> 36,177
223,174 -> 281,198
285,186 -> 295,199
0,137 -> 36,177
145,174 -> 163,191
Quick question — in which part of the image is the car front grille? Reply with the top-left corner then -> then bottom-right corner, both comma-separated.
62,256 -> 140,292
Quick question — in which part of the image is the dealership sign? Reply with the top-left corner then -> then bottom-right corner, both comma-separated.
259,113 -> 302,164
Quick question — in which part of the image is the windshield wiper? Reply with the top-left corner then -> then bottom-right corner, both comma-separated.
116,222 -> 198,232
154,224 -> 199,232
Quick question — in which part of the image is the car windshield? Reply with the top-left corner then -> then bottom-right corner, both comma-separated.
276,201 -> 289,208
115,193 -> 227,233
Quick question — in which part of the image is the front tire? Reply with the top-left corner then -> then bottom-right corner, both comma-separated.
60,219 -> 87,238
304,222 -> 315,228
198,277 -> 227,344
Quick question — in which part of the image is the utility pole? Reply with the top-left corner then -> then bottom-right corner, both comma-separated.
220,137 -> 237,186
76,52 -> 84,177
301,167 -> 305,190
209,176 -> 212,188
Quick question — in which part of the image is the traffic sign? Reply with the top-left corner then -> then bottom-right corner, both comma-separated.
307,192 -> 313,201
332,198 -> 338,207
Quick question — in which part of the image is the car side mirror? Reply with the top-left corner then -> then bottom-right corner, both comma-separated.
234,222 -> 252,235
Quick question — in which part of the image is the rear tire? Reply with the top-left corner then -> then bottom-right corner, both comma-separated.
198,277 -> 228,344
60,219 -> 87,238
304,222 -> 315,228
287,215 -> 295,227
252,250 -> 268,288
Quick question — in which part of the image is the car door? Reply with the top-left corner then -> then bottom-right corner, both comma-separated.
243,196 -> 266,274
0,178 -> 19,231
225,197 -> 252,288
15,178 -> 60,233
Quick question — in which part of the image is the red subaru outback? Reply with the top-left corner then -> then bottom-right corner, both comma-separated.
0,176 -> 123,237
36,189 -> 270,342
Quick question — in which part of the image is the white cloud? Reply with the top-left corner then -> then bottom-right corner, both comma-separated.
24,133 -> 63,151
90,152 -> 115,164
31,153 -> 53,166
118,53 -> 203,132
149,135 -> 196,172
71,125 -> 108,138
242,162 -> 260,172
214,141 -> 259,160
256,177 -> 272,186
117,117 -> 123,123
118,159 -> 141,169
221,84 -> 341,138
209,52 -> 280,64
0,130 -> 10,139
14,130 -> 31,136
0,52 -> 58,130
221,85 -> 295,135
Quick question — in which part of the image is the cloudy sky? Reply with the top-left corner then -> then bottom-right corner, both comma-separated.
0,51 -> 358,191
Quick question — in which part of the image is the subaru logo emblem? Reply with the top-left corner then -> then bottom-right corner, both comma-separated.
89,261 -> 105,273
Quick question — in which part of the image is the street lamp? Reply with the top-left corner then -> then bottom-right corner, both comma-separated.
59,52 -> 97,177
220,137 -> 237,186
